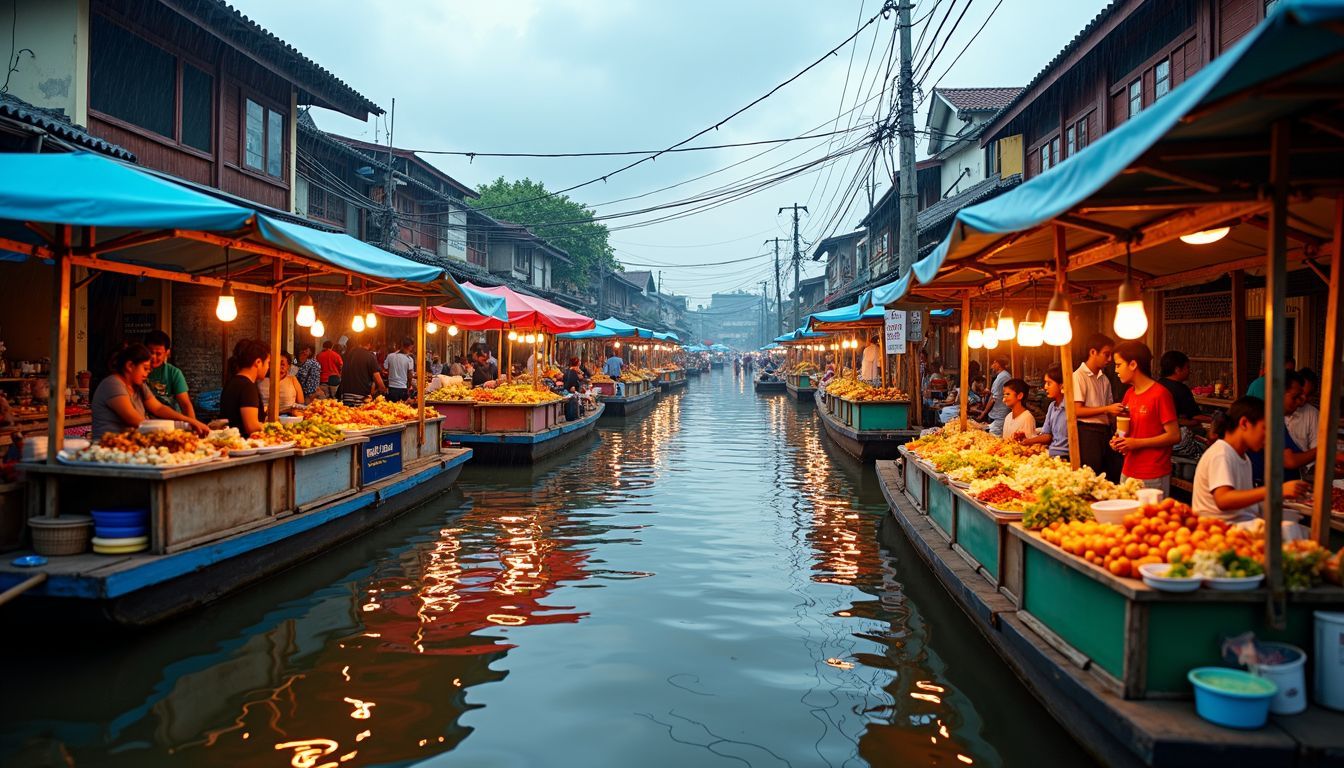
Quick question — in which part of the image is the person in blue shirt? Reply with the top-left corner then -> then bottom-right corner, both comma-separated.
603,347 -> 625,395
976,356 -> 1012,435
1245,355 -> 1294,399
1024,365 -> 1071,459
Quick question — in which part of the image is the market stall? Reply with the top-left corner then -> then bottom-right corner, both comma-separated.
558,319 -> 660,416
774,328 -> 826,401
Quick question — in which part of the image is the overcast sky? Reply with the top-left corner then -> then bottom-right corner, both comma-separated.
234,0 -> 1109,309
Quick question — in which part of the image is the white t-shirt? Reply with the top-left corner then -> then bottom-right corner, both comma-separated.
861,344 -> 879,381
1073,363 -> 1113,426
1287,403 -> 1319,452
1003,409 -> 1037,440
425,374 -> 463,394
1193,439 -> 1259,523
385,351 -> 415,389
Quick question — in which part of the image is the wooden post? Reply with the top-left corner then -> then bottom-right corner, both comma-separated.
1057,225 -> 1083,470
1311,196 -> 1344,544
1231,270 -> 1247,395
268,260 -> 283,422
959,295 -> 970,431
46,226 -> 71,466
417,300 -> 426,446
1264,122 -> 1289,629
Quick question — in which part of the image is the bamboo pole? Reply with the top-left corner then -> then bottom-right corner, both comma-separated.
1264,121 -> 1289,629
1310,195 -> 1343,544
417,300 -> 426,446
267,260 -> 283,422
46,226 -> 71,467
1057,225 -> 1082,470
959,295 -> 970,431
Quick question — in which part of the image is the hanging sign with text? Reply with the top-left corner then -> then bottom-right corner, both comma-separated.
884,310 -> 907,354
909,310 -> 923,340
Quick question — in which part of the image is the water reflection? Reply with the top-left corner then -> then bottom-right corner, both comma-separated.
0,371 -> 1091,768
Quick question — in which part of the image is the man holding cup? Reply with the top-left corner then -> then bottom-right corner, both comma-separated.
1110,341 -> 1180,494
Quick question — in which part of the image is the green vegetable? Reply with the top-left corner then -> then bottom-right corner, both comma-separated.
1022,487 -> 1094,530
1167,561 -> 1191,578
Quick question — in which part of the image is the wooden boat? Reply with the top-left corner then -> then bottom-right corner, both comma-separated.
814,390 -> 914,461
599,387 -> 659,416
710,360 -> 724,369
879,454 -> 1344,768
445,403 -> 604,464
0,437 -> 471,626
784,372 -> 816,402
686,367 -> 702,377
657,377 -> 688,392
753,375 -> 786,393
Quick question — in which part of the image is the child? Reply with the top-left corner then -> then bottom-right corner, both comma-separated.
1002,378 -> 1036,441
1110,341 -> 1179,494
1024,365 -> 1069,458
1194,396 -> 1308,522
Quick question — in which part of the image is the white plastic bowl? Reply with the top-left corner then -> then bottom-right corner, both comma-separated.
139,419 -> 175,433
1139,562 -> 1202,592
279,415 -> 303,424
1205,574 -> 1265,591
1091,499 -> 1140,524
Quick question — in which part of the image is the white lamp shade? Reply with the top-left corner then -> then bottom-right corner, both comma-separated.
351,315 -> 365,333
215,291 -> 237,323
982,332 -> 999,350
1043,311 -> 1072,346
310,319 -> 325,338
1016,321 -> 1044,348
967,328 -> 983,350
996,312 -> 1016,340
294,297 -> 316,327
508,330 -> 518,341
365,312 -> 378,328
1179,227 -> 1230,245
1113,300 -> 1149,339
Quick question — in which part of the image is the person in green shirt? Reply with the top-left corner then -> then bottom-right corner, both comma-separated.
144,330 -> 195,420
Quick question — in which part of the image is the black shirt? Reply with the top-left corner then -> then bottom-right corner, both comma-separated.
471,361 -> 499,387
562,367 -> 582,392
1158,377 -> 1200,421
341,346 -> 381,397
219,374 -> 260,434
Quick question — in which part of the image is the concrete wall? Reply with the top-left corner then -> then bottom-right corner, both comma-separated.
6,0 -> 88,124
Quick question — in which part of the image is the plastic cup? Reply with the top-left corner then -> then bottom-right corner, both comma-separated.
1116,415 -> 1131,436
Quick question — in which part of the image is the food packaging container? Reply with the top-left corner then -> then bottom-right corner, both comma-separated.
1316,611 -> 1344,710
1250,642 -> 1307,715
1136,488 -> 1163,507
28,515 -> 93,556
1188,667 -> 1276,728
1139,562 -> 1202,592
1091,499 -> 1139,524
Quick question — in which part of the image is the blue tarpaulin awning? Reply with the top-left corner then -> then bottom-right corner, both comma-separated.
557,316 -> 654,340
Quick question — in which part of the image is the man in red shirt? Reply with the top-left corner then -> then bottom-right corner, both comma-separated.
1110,341 -> 1180,494
316,340 -> 343,400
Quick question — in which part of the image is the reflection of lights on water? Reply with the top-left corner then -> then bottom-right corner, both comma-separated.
487,613 -> 527,626
938,721 -> 950,738
910,692 -> 942,704
824,658 -> 855,670
343,696 -> 375,719
362,603 -> 380,612
916,681 -> 946,692
274,738 -> 339,768
355,730 -> 371,742
958,755 -> 974,765
340,665 -> 350,682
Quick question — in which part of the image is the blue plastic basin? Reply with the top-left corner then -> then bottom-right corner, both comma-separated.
91,508 -> 149,527
95,525 -> 148,539
1188,667 -> 1277,729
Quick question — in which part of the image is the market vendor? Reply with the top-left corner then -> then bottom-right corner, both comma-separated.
1249,370 -> 1344,484
1073,333 -> 1123,479
1286,367 -> 1320,456
1194,396 -> 1308,523
258,350 -> 304,415
1110,341 -> 1179,494
471,349 -> 501,389
1023,365 -> 1069,458
317,340 -> 343,399
562,356 -> 586,393
295,344 -> 322,400
220,339 -> 271,436
976,356 -> 1011,435
144,330 -> 195,420
861,335 -> 880,385
1002,378 -> 1036,441
92,343 -> 209,440
340,340 -> 385,406
1157,350 -> 1208,459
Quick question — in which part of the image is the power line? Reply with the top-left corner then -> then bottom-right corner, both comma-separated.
396,126 -> 873,160
915,0 -> 978,87
922,0 -> 1007,92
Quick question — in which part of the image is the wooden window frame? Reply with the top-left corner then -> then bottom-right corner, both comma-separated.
1154,57 -> 1172,101
1109,28 -> 1199,122
234,89 -> 289,187
88,11 -> 215,160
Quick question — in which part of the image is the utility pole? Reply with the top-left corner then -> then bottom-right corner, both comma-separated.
765,238 -> 785,335
779,204 -> 807,331
896,2 -> 918,277
380,97 -> 397,249
758,280 -> 769,347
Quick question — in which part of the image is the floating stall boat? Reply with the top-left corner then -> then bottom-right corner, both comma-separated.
868,7 -> 1344,763
774,327 -> 827,401
442,401 -> 603,464
0,153 -> 508,624
558,318 -> 662,416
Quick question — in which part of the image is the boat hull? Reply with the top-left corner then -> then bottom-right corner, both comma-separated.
599,388 -> 659,416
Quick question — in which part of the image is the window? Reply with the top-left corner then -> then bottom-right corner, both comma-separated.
514,246 -> 534,275
307,184 -> 343,223
1154,58 -> 1171,101
1039,136 -> 1060,171
243,98 -> 285,178
1076,117 -> 1089,151
1065,126 -> 1076,158
90,14 -> 212,151
1128,79 -> 1143,118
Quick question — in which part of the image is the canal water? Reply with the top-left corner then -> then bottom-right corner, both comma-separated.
1,370 -> 1095,768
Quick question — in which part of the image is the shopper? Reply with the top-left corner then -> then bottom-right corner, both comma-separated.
1245,355 -> 1294,399
977,356 -> 1011,435
92,344 -> 208,440
1002,378 -> 1036,441
1157,350 -> 1207,459
295,344 -> 322,400
1194,396 -> 1308,522
143,330 -> 195,420
1024,365 -> 1070,459
384,337 -> 415,402
860,335 -> 880,384
1110,341 -> 1179,494
603,346 -> 626,396
339,341 -> 385,406
1073,333 -> 1123,478
259,351 -> 305,415
317,340 -> 343,399
1287,367 -> 1320,455
471,349 -> 501,389
220,339 -> 271,436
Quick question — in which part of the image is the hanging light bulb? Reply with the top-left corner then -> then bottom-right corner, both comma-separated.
982,323 -> 1000,350
508,330 -> 518,341
526,333 -> 536,344
1179,227 -> 1230,245
365,311 -> 378,329
426,321 -> 439,334
295,296 -> 315,327
614,341 -> 622,349
1113,242 -> 1149,340
996,279 -> 1015,340
536,332 -> 545,343
1043,291 -> 1073,346
982,310 -> 999,342
448,324 -> 459,336
311,318 -> 325,338
967,327 -> 984,350
351,313 -> 365,333
215,282 -> 238,322
1017,279 -> 1043,347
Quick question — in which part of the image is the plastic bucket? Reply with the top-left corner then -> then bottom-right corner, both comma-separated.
1187,667 -> 1276,729
1316,611 -> 1344,711
1251,643 -> 1307,715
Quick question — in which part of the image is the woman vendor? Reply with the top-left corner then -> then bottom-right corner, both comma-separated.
220,339 -> 271,437
92,344 -> 209,440
259,350 -> 305,415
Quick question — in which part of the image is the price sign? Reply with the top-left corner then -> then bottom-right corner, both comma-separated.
910,310 -> 923,339
360,431 -> 403,483
884,310 -> 906,354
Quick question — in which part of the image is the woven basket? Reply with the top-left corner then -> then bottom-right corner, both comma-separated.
30,519 -> 92,556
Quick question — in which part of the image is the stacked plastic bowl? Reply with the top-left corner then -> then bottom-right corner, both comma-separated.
91,508 -> 150,554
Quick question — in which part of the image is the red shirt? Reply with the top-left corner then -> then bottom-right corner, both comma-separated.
317,349 -> 343,380
1121,380 -> 1177,479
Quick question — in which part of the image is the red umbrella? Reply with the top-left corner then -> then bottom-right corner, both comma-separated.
375,282 -> 595,334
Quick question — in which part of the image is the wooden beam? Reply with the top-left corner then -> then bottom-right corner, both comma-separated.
417,301 -> 427,447
1055,213 -> 1136,241
268,261 -> 283,423
1304,114 -> 1344,142
0,235 -> 53,260
959,295 -> 969,431
46,228 -> 71,466
1057,225 -> 1082,471
1132,163 -> 1224,194
66,255 -> 272,294
1078,190 -> 1262,209
1243,215 -> 1328,246
1264,122 -> 1289,630
1312,196 -> 1344,544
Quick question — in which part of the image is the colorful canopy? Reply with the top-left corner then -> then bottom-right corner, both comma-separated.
867,0 -> 1344,306
556,316 -> 653,340
377,282 -> 594,333
805,299 -> 885,330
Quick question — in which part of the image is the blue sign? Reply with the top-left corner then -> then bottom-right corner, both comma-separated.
361,431 -> 402,484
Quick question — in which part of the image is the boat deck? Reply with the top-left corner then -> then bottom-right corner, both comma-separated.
444,403 -> 604,462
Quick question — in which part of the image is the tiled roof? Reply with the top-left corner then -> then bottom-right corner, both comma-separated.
164,0 -> 381,118
0,92 -> 135,160
622,270 -> 654,290
935,87 -> 1024,113
916,173 -> 1022,232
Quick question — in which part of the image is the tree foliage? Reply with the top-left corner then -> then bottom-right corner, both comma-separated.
469,177 -> 616,289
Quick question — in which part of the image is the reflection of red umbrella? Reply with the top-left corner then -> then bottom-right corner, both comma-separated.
376,282 -> 595,334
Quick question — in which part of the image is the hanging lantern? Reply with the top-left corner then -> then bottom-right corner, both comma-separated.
448,324 -> 459,336
982,327 -> 1000,350
537,332 -> 546,343
311,319 -> 325,338
1112,243 -> 1148,340
614,341 -> 622,349
295,296 -> 316,327
525,333 -> 536,344
967,327 -> 984,350
215,282 -> 238,323
426,321 -> 439,334
351,314 -> 365,333
508,330 -> 519,341
365,311 -> 378,329
1016,280 -> 1043,347
1179,227 -> 1230,245
981,311 -> 999,342
995,279 -> 1015,340
1043,291 -> 1073,346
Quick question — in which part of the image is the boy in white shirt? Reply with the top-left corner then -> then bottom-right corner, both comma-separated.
1002,378 -> 1037,442
1194,396 -> 1308,522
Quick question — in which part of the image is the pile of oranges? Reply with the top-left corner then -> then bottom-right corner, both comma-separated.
1037,498 -> 1265,579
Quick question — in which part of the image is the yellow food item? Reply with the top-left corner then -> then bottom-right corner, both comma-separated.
469,383 -> 562,404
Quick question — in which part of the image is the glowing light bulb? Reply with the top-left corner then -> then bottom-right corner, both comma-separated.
996,308 -> 1016,340
448,324 -> 459,336
365,312 -> 378,329
536,332 -> 545,343
982,331 -> 999,349
311,319 -> 325,338
426,321 -> 439,334
1016,309 -> 1043,348
967,328 -> 983,349
1179,227 -> 1230,245
215,283 -> 238,322
295,295 -> 316,327
508,330 -> 518,341
351,314 -> 365,333
614,341 -> 622,349
1113,279 -> 1148,340
1043,292 -> 1073,347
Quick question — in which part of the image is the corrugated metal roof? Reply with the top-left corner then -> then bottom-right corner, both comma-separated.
0,92 -> 135,160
